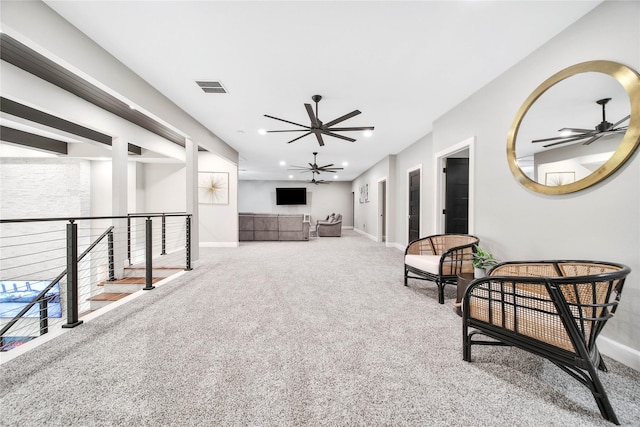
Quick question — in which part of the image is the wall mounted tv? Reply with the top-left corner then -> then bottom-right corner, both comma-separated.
276,187 -> 307,205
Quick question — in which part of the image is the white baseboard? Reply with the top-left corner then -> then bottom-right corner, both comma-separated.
353,228 -> 377,241
598,335 -> 640,372
352,229 -> 404,250
200,242 -> 239,248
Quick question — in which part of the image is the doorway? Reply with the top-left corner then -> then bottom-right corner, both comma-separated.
434,137 -> 474,234
408,168 -> 420,243
377,178 -> 387,243
444,158 -> 469,233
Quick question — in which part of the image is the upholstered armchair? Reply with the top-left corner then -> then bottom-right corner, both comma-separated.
404,234 -> 479,304
316,213 -> 342,237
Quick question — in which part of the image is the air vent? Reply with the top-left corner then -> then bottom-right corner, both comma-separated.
196,81 -> 227,94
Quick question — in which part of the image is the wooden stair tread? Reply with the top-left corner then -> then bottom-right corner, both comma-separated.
87,293 -> 130,302
98,277 -> 163,286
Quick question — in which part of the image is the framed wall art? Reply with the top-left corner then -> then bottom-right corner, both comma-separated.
544,171 -> 575,187
198,172 -> 229,204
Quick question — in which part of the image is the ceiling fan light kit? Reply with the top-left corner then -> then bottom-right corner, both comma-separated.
308,171 -> 330,185
288,152 -> 344,175
264,95 -> 374,146
531,97 -> 629,148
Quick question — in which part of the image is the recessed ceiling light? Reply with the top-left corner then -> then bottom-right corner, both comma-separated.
288,174 -> 294,179
342,161 -> 348,167
279,160 -> 286,166
258,129 -> 267,135
333,175 -> 339,179
363,130 -> 373,137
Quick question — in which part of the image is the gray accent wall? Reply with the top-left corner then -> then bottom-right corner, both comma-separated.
238,180 -> 353,228
353,1 -> 640,365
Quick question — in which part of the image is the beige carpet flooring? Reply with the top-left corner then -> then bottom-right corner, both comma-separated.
1,230 -> 639,426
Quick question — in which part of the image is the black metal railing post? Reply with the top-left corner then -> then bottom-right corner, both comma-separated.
143,217 -> 155,290
39,298 -> 49,335
127,215 -> 132,265
108,229 -> 116,281
62,220 -> 83,328
185,215 -> 192,271
161,214 -> 167,255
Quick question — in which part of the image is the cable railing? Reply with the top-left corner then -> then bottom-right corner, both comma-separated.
0,213 -> 192,353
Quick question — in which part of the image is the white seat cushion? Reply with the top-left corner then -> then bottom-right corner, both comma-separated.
405,254 -> 441,274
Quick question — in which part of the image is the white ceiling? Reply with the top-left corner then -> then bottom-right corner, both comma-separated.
41,0 -> 602,181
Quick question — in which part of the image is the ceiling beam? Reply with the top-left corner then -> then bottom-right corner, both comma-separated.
0,33 -> 186,147
0,126 -> 68,155
1,97 -> 142,155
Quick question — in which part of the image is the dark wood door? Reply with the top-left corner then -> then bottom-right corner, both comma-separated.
444,158 -> 469,234
408,169 -> 420,242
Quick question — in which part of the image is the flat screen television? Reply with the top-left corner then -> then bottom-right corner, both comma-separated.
276,187 -> 307,205
0,280 -> 61,318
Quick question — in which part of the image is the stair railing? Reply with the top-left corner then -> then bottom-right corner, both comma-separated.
126,212 -> 188,266
0,226 -> 114,339
0,213 -> 192,352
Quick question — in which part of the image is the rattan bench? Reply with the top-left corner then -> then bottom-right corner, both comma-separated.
463,260 -> 631,424
404,234 -> 478,304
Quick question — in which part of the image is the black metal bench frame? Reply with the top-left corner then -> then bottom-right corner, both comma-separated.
462,260 -> 630,425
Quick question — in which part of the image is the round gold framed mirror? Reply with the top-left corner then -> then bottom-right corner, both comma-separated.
507,60 -> 640,195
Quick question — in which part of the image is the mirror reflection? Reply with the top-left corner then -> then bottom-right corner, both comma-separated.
515,72 -> 629,186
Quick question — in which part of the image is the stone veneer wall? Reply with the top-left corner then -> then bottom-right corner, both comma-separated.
1,158 -> 92,334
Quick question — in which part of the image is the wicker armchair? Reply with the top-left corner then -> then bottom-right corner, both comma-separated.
463,260 -> 631,425
404,234 -> 478,304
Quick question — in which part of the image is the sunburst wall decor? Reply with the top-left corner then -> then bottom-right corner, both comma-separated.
198,172 -> 229,204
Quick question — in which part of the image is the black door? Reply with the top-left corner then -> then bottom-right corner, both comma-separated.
444,158 -> 469,234
408,169 -> 420,242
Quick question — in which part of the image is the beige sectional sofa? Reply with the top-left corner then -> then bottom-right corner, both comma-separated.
239,213 -> 309,241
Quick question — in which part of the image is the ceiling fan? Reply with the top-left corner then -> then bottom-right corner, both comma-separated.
288,152 -> 343,174
308,171 -> 330,185
532,98 -> 629,148
264,94 -> 374,146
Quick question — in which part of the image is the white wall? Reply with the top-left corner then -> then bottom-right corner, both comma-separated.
1,158 -> 91,219
89,160 -> 112,238
238,180 -> 353,228
0,158 -> 92,278
367,1 -> 640,366
393,134 -> 432,248
352,157 -> 391,240
142,164 -> 187,213
198,153 -> 239,246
